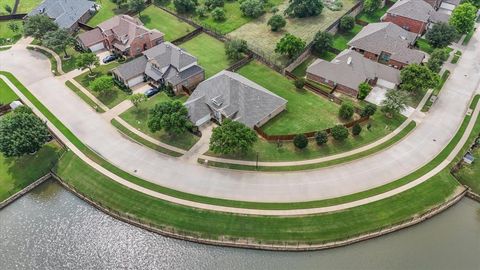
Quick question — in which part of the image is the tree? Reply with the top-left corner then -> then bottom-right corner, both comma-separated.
42,29 -> 76,58
76,53 -> 99,75
284,0 -> 323,18
363,0 -> 381,14
211,7 -> 226,21
312,31 -> 333,55
464,0 -> 480,8
128,0 -> 146,15
23,14 -> 58,40
89,76 -> 114,95
427,48 -> 449,73
204,0 -> 224,10
275,33 -> 305,58
315,131 -> 328,145
361,104 -> 377,117
225,39 -> 248,61
400,64 -> 439,94
196,6 -> 208,17
8,22 -> 19,34
267,14 -> 286,32
381,90 -> 409,118
358,82 -> 372,100
339,16 -> 355,32
352,123 -> 362,136
339,102 -> 355,120
209,119 -> 257,154
148,101 -> 190,135
174,0 -> 198,13
112,0 -> 126,9
240,0 -> 264,18
293,134 -> 308,149
0,111 -> 50,157
449,3 -> 477,34
4,4 -> 12,14
294,78 -> 305,89
130,93 -> 146,108
425,22 -> 458,48
331,125 -> 349,141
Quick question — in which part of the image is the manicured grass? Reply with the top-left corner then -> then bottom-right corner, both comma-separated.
0,78 -> 18,104
291,55 -> 317,78
451,50 -> 461,64
73,62 -> 130,108
332,24 -> 363,51
415,38 -> 434,54
26,46 -> 60,76
0,0 -> 15,15
54,149 -> 459,245
356,6 -> 389,24
87,0 -> 126,26
455,146 -> 480,194
0,20 -> 23,45
0,141 -> 63,202
139,5 -> 195,41
237,60 -> 341,135
65,81 -> 105,113
316,50 -> 337,61
60,47 -> 82,73
119,92 -> 199,150
179,33 -> 231,78
17,0 -> 43,13
422,70 -> 450,112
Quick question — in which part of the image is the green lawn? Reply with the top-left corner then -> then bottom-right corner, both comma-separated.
65,81 -> 105,113
60,47 -> 82,73
119,92 -> 199,150
0,79 -> 19,104
356,6 -> 389,23
17,0 -> 43,13
0,20 -> 23,45
0,0 -> 15,15
73,62 -> 130,108
237,61 -> 341,135
87,0 -> 126,26
332,24 -> 363,51
291,55 -> 317,78
179,33 -> 231,78
415,38 -> 434,54
139,5 -> 196,41
316,50 -> 337,61
455,146 -> 480,194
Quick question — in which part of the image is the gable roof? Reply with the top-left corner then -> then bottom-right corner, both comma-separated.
77,27 -> 103,47
307,50 -> 401,90
348,22 -> 425,64
28,0 -> 95,29
184,71 -> 287,128
387,0 -> 435,22
143,42 -> 196,71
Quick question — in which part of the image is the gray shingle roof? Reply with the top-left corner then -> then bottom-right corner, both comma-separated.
306,50 -> 401,90
348,22 -> 425,64
387,0 -> 435,22
28,0 -> 95,29
112,56 -> 148,80
184,71 -> 287,128
143,42 -> 196,71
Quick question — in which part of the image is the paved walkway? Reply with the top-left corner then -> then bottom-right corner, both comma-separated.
181,124 -> 214,163
0,27 -> 479,204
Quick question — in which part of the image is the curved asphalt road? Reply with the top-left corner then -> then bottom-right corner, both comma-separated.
0,30 -> 479,203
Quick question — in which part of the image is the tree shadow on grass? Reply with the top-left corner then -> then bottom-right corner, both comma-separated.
139,15 -> 151,25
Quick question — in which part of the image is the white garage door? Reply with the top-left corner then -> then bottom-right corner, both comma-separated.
377,79 -> 396,90
127,75 -> 144,87
195,114 -> 211,127
89,42 -> 105,52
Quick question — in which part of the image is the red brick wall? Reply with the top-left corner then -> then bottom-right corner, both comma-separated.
336,84 -> 358,97
306,73 -> 335,88
306,73 -> 358,97
382,14 -> 427,34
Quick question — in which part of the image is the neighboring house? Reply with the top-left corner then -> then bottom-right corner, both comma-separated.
424,0 -> 443,9
438,0 -> 461,15
77,15 -> 164,57
306,50 -> 401,97
27,0 -> 96,31
112,42 -> 204,94
348,22 -> 425,69
184,71 -> 287,128
382,0 -> 449,34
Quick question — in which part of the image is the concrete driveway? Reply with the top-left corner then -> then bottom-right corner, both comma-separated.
1,29 -> 479,203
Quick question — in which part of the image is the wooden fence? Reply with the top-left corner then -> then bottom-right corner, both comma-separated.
0,13 -> 26,21
0,104 -> 12,116
226,54 -> 253,72
172,27 -> 203,45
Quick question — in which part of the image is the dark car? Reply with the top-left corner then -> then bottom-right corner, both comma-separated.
144,88 -> 160,98
102,54 -> 118,64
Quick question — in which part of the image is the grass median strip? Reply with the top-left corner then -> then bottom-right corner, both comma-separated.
65,81 -> 105,113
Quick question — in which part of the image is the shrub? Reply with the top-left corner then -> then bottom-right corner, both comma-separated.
204,0 -> 224,9
312,31 -> 333,54
294,78 -> 305,89
174,0 -> 198,13
275,33 -> 305,58
358,82 -> 372,100
196,6 -> 208,17
315,131 -> 328,145
361,104 -> 377,117
267,14 -> 286,31
425,22 -> 458,48
225,39 -> 248,61
240,0 -> 264,18
339,102 -> 355,120
211,7 -> 226,21
331,125 -> 349,141
363,0 -> 381,14
293,134 -> 309,149
339,16 -> 355,32
352,123 -> 362,136
285,0 -> 323,18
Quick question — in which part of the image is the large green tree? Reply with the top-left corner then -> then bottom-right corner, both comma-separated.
42,29 -> 76,58
148,101 -> 190,135
0,110 -> 50,157
268,14 -> 286,32
449,3 -> 478,34
400,64 -> 439,95
381,90 -> 409,118
23,14 -> 58,40
284,0 -> 323,18
225,39 -> 248,61
275,33 -> 305,58
128,0 -> 146,15
426,48 -> 449,73
240,0 -> 264,18
173,0 -> 198,13
76,53 -> 99,75
90,76 -> 114,96
312,31 -> 333,55
209,119 -> 257,154
425,22 -> 458,48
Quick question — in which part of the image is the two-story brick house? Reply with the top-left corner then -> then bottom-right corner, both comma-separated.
77,15 -> 164,57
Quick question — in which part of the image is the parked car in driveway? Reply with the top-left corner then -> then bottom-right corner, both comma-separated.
144,88 -> 160,98
102,54 -> 118,64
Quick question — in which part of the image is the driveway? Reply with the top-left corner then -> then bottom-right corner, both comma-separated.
0,29 -> 479,203
366,87 -> 416,117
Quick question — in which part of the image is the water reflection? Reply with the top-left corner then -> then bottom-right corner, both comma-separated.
0,180 -> 479,270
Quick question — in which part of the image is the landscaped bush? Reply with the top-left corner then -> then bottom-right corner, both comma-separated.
225,39 -> 248,61
339,16 -> 354,32
196,6 -> 208,17
358,82 -> 372,100
293,134 -> 308,149
427,48 -> 449,73
339,102 -> 355,120
267,14 -> 286,32
315,131 -> 328,145
352,123 -> 362,136
211,7 -> 226,21
331,125 -> 349,141
312,31 -> 333,55
204,0 -> 224,10
361,104 -> 377,117
174,0 -> 198,13
275,33 -> 306,58
294,78 -> 305,89
363,0 -> 381,14
240,0 -> 264,18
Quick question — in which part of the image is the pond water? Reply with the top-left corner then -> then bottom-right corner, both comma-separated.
0,180 -> 479,270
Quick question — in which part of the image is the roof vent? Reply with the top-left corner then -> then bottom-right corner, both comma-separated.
347,57 -> 352,65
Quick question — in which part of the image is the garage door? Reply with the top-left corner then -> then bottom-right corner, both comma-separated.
89,42 -> 105,52
195,114 -> 211,127
377,79 -> 396,90
127,75 -> 144,87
